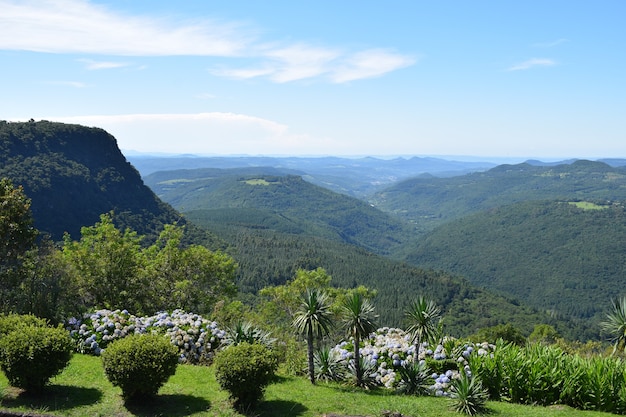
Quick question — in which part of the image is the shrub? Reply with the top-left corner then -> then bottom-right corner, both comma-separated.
314,346 -> 345,382
0,325 -> 73,392
214,342 -> 278,411
449,373 -> 489,416
101,333 -> 179,401
396,360 -> 431,396
0,313 -> 48,336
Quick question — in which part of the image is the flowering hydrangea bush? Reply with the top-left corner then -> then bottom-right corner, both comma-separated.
65,309 -> 226,364
330,327 -> 495,396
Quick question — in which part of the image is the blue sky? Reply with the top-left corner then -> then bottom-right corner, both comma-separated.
1,0 -> 624,159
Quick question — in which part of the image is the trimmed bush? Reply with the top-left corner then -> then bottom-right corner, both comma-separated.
101,333 -> 179,401
214,342 -> 278,411
0,313 -> 48,336
0,325 -> 73,392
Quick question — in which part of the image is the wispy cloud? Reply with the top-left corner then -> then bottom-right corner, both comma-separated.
47,112 -> 342,154
0,0 -> 414,83
533,38 -> 569,48
77,59 -> 131,70
507,58 -> 557,71
0,0 -> 249,56
330,49 -> 416,83
213,45 -> 415,83
46,80 -> 87,88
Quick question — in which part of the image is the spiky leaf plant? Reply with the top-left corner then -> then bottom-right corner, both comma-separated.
314,346 -> 345,382
449,372 -> 489,416
396,360 -> 431,396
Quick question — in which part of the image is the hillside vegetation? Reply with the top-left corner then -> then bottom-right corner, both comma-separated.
371,160 -> 626,233
406,199 -> 626,326
145,170 -> 415,257
185,211 -> 590,339
0,120 -> 218,246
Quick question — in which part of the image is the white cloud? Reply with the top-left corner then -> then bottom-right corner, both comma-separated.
0,0 -> 415,83
77,59 -> 131,70
533,38 -> 569,48
46,113 -> 340,155
330,49 -> 416,83
46,80 -> 87,88
213,45 -> 414,83
0,0 -> 248,56
507,58 -> 557,71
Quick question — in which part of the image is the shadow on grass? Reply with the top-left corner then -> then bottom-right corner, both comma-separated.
1,384 -> 102,411
254,399 -> 307,417
124,393 -> 211,417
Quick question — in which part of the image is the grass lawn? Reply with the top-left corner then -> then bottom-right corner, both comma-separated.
0,354 -> 618,417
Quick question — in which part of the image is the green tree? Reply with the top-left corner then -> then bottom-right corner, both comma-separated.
292,289 -> 334,384
341,293 -> 378,387
62,213 -> 148,313
0,178 -> 38,311
601,297 -> 626,356
143,224 -> 237,314
404,296 -> 442,351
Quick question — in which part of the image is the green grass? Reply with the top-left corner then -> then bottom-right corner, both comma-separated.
242,178 -> 273,186
568,201 -> 608,210
0,354 -> 618,417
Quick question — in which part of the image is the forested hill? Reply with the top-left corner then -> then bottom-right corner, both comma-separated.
144,169 -> 415,257
406,200 -> 626,326
0,120 -> 218,246
371,160 -> 626,233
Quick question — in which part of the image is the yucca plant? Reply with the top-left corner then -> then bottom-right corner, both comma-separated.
449,372 -> 489,416
347,355 -> 379,389
222,321 -> 276,349
396,359 -> 431,396
313,346 -> 345,382
601,297 -> 626,356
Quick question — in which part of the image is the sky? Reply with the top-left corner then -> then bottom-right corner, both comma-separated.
1,0 -> 625,160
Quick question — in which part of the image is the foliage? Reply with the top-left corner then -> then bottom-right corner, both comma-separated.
470,323 -> 526,346
408,199 -> 626,338
313,346 -> 345,382
405,296 -> 442,348
0,313 -> 48,336
144,171 -> 415,257
61,215 -> 237,316
601,297 -> 626,355
293,288 -> 335,384
0,178 -> 38,311
395,359 -> 431,396
340,293 -> 378,387
222,321 -> 275,348
0,324 -> 73,392
101,333 -> 179,401
449,373 -> 489,416
214,342 -> 278,411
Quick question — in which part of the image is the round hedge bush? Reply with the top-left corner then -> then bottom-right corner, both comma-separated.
101,333 -> 179,401
214,342 -> 278,410
0,313 -> 48,336
0,325 -> 74,392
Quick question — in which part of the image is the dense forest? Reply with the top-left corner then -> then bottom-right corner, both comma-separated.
406,200 -> 626,324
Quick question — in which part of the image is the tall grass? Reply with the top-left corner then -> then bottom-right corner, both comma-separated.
470,341 -> 626,414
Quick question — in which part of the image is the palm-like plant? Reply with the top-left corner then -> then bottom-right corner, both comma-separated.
405,296 -> 442,353
292,289 -> 334,384
223,321 -> 276,349
601,297 -> 626,356
340,293 -> 378,388
449,372 -> 489,416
